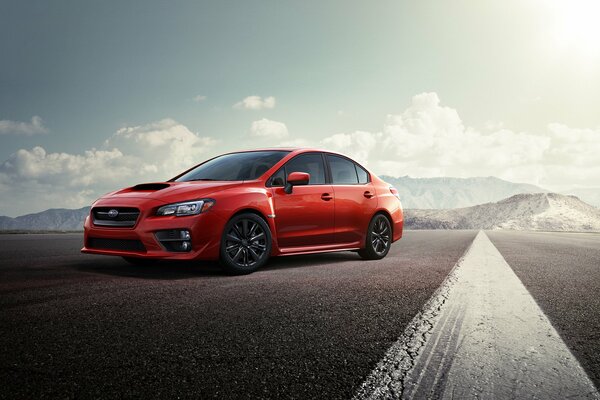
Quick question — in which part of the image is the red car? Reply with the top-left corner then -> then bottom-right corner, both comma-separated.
82,148 -> 403,274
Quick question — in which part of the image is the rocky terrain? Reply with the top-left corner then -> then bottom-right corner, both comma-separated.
0,207 -> 90,231
405,193 -> 600,231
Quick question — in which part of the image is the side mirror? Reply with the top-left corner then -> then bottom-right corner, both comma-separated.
284,172 -> 310,194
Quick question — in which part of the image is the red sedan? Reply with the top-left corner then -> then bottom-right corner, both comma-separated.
82,148 -> 403,274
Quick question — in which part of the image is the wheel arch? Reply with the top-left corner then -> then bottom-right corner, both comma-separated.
227,207 -> 280,254
230,207 -> 269,222
372,209 -> 394,237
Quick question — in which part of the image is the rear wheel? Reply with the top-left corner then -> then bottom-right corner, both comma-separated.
219,213 -> 272,275
359,214 -> 392,260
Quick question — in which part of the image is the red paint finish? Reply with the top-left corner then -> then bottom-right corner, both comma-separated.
271,184 -> 335,247
81,148 -> 403,262
331,183 -> 378,246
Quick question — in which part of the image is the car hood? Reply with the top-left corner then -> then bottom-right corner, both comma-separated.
100,181 -> 244,204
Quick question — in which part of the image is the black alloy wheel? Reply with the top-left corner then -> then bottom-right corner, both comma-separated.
220,213 -> 272,274
359,214 -> 392,260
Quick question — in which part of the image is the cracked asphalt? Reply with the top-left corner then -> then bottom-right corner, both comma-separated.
0,231 -> 476,399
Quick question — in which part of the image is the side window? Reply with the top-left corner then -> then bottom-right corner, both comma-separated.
270,168 -> 285,187
327,155 -> 359,184
355,164 -> 369,184
284,153 -> 326,185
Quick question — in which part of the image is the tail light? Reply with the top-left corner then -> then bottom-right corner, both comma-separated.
389,186 -> 402,210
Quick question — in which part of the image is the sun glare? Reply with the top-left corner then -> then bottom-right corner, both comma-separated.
550,0 -> 600,58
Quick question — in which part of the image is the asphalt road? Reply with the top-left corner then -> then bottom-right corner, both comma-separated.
487,231 -> 600,392
0,231 -> 476,399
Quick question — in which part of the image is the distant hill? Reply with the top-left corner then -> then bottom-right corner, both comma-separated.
381,176 -> 546,209
0,207 -> 90,231
405,193 -> 600,231
561,188 -> 600,208
1,188 -> 598,233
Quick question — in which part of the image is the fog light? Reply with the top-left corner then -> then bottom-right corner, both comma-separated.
154,229 -> 193,252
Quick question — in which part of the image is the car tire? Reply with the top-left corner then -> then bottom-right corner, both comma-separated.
359,214 -> 392,260
219,213 -> 272,275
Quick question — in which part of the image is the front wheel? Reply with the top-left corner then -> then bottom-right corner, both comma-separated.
359,214 -> 392,260
219,213 -> 272,275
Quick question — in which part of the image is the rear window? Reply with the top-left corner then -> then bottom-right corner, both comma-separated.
327,155 -> 359,184
356,164 -> 369,184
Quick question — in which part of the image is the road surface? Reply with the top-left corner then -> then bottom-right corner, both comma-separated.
1,230 -> 599,399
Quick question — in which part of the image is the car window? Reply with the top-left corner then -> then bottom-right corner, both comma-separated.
327,155 -> 359,184
173,151 -> 289,182
284,153 -> 326,185
356,164 -> 369,184
270,168 -> 286,187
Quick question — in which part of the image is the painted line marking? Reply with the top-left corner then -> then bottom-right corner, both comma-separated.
355,231 -> 599,399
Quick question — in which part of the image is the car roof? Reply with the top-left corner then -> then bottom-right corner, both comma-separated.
235,147 -> 348,156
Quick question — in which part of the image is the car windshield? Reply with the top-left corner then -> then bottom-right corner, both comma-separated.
173,151 -> 289,182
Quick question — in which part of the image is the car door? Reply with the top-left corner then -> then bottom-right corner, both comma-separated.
325,154 -> 377,245
269,153 -> 335,248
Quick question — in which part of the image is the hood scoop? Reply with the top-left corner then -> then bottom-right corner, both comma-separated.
130,183 -> 171,191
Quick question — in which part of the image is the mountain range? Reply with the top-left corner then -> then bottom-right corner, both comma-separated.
561,187 -> 600,209
381,175 -> 600,209
1,176 -> 599,232
0,207 -> 90,231
405,193 -> 600,231
380,175 -> 548,209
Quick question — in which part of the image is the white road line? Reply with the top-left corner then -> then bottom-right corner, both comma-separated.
355,231 -> 600,400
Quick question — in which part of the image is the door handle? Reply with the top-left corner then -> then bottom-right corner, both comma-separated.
363,191 -> 374,199
321,193 -> 333,201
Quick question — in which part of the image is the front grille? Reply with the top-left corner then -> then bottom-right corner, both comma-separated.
92,207 -> 140,227
87,238 -> 146,252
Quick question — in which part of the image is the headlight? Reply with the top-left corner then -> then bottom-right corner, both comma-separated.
156,199 -> 215,217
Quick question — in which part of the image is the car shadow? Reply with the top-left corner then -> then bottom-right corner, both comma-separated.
74,251 -> 361,279
262,251 -> 360,271
74,258 -> 223,280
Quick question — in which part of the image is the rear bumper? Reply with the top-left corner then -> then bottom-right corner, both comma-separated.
392,206 -> 404,242
81,202 -> 227,260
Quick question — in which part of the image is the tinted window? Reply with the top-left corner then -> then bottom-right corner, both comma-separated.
356,164 -> 369,184
327,155 -> 359,184
174,151 -> 289,182
270,168 -> 285,187
285,153 -> 326,185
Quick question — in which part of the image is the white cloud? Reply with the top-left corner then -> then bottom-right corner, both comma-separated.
106,118 -> 216,174
318,92 -> 600,190
250,118 -> 289,139
321,131 -> 377,166
193,95 -> 207,102
276,138 -> 312,148
0,118 -> 216,216
234,95 -> 276,110
0,116 -> 48,136
3,93 -> 600,216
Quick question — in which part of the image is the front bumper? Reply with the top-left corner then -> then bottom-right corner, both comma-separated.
81,198 -> 227,261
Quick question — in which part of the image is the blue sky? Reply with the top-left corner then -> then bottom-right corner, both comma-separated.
1,0 -> 600,215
